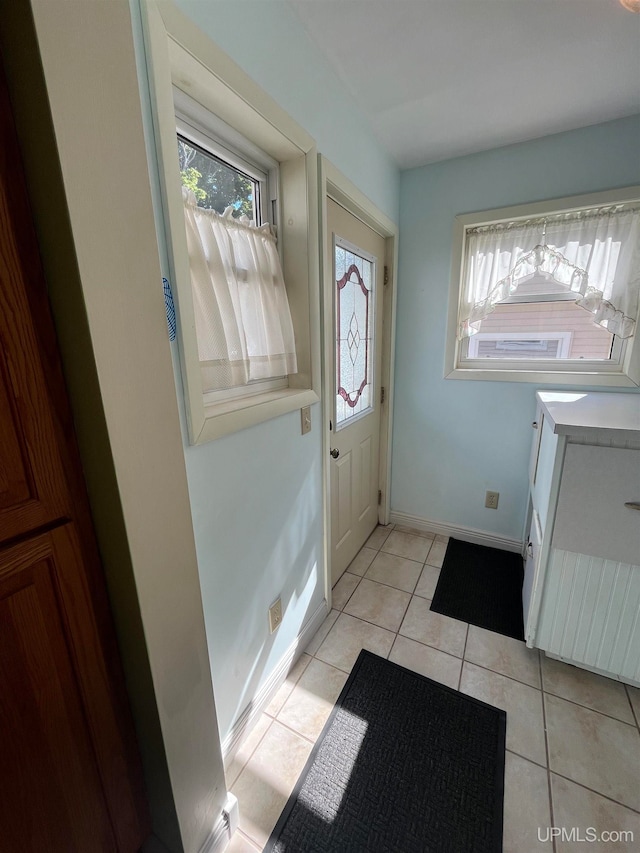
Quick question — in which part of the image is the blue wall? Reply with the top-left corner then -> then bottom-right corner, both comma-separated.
392,115 -> 640,541
135,0 -> 639,742
175,0 -> 399,223
134,0 -> 399,743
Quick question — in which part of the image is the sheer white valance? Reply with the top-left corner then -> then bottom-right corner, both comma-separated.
182,187 -> 297,392
458,207 -> 640,341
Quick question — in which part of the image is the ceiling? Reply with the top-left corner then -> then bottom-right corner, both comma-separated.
289,0 -> 640,169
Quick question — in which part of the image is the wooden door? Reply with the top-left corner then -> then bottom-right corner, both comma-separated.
327,199 -> 385,584
0,57 -> 149,851
0,530 -> 117,851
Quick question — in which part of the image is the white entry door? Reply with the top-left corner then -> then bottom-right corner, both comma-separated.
328,199 -> 386,585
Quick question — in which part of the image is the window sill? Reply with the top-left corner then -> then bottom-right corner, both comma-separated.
445,366 -> 640,387
192,387 -> 320,443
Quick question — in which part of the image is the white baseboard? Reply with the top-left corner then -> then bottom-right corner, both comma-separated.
221,600 -> 329,764
197,793 -> 239,853
389,510 -> 523,554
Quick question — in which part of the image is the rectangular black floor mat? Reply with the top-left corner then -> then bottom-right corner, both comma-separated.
431,538 -> 524,640
264,650 -> 506,853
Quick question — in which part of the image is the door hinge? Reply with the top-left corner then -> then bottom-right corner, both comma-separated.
380,386 -> 385,405
383,265 -> 389,286
378,490 -> 382,505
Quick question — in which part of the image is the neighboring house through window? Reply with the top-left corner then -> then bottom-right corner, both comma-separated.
445,188 -> 640,386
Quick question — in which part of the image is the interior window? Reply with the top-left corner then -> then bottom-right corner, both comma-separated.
445,189 -> 640,386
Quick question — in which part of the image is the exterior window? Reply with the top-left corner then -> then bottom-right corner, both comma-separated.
445,188 -> 640,387
144,1 -> 320,443
335,239 -> 375,428
175,95 -> 297,401
468,330 -> 574,360
177,136 -> 258,223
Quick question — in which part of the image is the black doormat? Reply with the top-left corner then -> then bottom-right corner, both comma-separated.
430,538 -> 524,640
264,650 -> 506,853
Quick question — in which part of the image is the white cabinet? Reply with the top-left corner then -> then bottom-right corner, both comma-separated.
524,391 -> 640,686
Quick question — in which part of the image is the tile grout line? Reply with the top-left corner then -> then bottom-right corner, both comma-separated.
227,716 -> 274,790
540,656 -> 557,853
347,571 -> 419,601
393,629 -> 468,667
269,715 -> 322,747
356,566 -> 424,596
229,650 -> 315,787
623,683 -> 640,733
322,610 -> 434,649
458,623 -> 470,691
505,746 -> 548,772
424,536 -> 435,564
459,657 -> 543,691
542,686 -> 640,728
377,548 -> 429,566
549,769 -> 640,817
458,654 -> 640,725
392,527 -> 436,541
236,829 -> 261,852
393,584 -> 416,650
334,573 -> 362,612
340,574 -> 416,633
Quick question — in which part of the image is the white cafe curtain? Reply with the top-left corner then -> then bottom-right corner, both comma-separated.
182,187 -> 297,392
458,207 -> 640,340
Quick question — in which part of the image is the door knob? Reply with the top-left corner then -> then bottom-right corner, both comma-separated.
330,448 -> 340,459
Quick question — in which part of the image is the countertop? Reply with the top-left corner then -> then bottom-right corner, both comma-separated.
537,391 -> 640,437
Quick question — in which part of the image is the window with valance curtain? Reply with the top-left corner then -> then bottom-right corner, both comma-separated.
182,187 -> 298,393
458,207 -> 640,342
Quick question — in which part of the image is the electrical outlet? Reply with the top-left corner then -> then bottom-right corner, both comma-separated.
485,491 -> 500,509
268,598 -> 283,633
301,405 -> 311,435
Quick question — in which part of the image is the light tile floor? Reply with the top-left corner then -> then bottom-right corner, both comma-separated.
226,525 -> 640,853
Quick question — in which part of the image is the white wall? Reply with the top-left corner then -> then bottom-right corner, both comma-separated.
131,0 -> 399,745
392,115 -> 640,543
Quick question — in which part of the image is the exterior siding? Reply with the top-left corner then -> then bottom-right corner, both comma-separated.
479,301 -> 613,359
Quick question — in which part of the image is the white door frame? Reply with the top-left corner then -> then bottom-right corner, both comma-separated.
319,156 -> 399,607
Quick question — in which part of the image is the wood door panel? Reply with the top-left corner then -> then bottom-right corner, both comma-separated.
0,82 -> 69,545
0,55 -> 149,850
0,355 -> 31,509
0,531 -> 116,852
45,523 -> 147,847
358,435 -> 372,521
334,451 -> 352,546
0,330 -> 68,542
